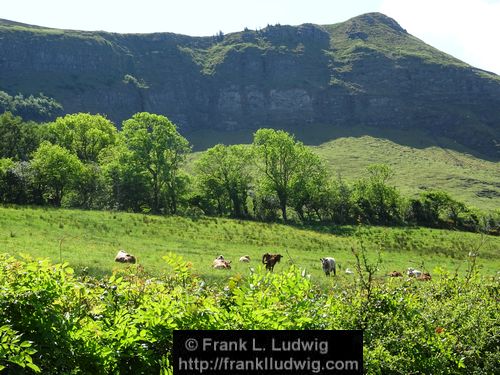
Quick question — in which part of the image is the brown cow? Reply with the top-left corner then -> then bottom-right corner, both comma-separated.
262,253 -> 282,271
417,272 -> 432,281
115,250 -> 136,264
388,271 -> 403,277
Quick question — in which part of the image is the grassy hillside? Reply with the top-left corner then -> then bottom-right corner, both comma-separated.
313,136 -> 500,211
0,206 -> 498,285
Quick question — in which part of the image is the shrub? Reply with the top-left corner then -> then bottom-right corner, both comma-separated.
0,254 -> 497,373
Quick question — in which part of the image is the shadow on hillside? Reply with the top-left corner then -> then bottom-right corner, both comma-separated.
185,123 -> 497,162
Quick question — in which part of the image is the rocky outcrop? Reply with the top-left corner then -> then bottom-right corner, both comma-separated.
0,13 -> 499,157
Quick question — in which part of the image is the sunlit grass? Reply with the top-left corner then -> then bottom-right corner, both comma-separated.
1,206 -> 498,287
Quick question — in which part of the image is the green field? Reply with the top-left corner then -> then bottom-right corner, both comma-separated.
1,206 -> 498,284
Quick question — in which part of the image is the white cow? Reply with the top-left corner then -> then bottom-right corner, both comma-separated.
320,257 -> 336,276
239,255 -> 251,262
407,268 -> 422,278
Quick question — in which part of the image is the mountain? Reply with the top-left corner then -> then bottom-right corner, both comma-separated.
0,13 -> 499,158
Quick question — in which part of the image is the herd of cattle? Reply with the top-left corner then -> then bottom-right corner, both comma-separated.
115,250 -> 431,280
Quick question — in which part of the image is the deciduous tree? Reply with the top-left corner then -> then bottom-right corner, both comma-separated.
46,113 -> 117,162
122,112 -> 190,213
195,144 -> 254,218
31,142 -> 84,206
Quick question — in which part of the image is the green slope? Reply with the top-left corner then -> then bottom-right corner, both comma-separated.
313,136 -> 500,211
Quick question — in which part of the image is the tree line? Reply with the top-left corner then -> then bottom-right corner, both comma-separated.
0,111 -> 497,233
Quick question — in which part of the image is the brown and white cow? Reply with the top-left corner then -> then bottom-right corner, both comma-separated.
115,250 -> 136,264
213,259 -> 231,269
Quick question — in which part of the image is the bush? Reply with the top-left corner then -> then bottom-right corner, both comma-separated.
0,254 -> 498,373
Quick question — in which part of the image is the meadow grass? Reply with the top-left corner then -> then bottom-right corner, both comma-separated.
0,206 -> 498,287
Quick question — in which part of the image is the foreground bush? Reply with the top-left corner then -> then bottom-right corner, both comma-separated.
0,254 -> 498,374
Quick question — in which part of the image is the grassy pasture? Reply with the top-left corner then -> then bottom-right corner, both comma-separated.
0,206 -> 498,286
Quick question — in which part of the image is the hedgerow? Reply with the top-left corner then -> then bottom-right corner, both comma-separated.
0,253 -> 498,374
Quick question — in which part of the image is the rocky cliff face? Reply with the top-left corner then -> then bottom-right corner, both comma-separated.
0,13 -> 499,157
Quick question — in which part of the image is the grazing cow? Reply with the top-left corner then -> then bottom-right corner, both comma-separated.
213,259 -> 231,269
407,268 -> 422,278
115,250 -> 136,264
239,255 -> 251,263
262,253 -> 282,271
320,257 -> 337,276
388,271 -> 403,277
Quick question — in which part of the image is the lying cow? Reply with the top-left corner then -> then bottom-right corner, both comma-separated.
115,250 -> 136,264
388,271 -> 403,277
239,255 -> 251,263
262,253 -> 282,271
417,272 -> 432,281
407,268 -> 422,278
213,259 -> 231,269
320,257 -> 336,276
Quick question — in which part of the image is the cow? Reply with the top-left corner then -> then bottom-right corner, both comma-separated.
320,257 -> 336,276
115,250 -> 136,264
262,253 -> 282,271
239,255 -> 251,262
417,272 -> 432,281
212,255 -> 225,266
407,268 -> 422,278
213,259 -> 231,269
388,271 -> 403,277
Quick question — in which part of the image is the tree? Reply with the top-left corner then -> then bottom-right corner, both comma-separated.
0,91 -> 62,122
290,150 -> 327,222
0,112 -> 42,161
69,162 -> 107,209
46,113 -> 118,162
411,190 -> 468,228
0,158 -> 15,202
308,176 -> 354,224
253,128 -> 324,222
353,164 -> 402,225
122,112 -> 190,214
195,144 -> 254,218
31,142 -> 83,206
100,144 -> 150,212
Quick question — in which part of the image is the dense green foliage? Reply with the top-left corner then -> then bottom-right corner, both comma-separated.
0,91 -> 62,122
121,113 -> 191,214
194,144 -> 254,217
0,253 -> 497,374
0,111 -> 498,234
0,112 -> 43,161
